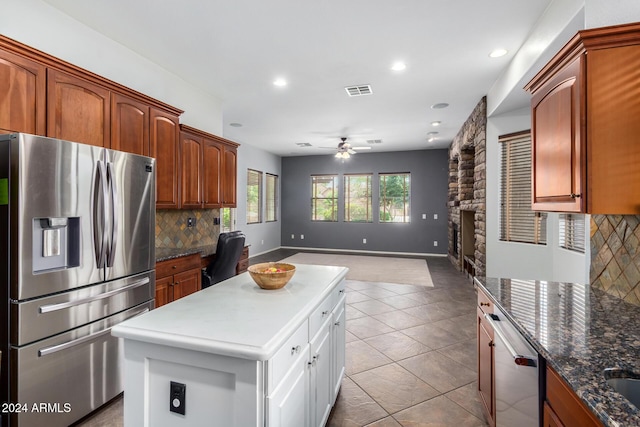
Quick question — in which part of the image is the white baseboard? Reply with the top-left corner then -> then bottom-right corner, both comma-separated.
276,246 -> 447,258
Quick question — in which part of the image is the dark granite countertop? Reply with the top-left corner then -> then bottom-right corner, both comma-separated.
155,245 -> 217,262
475,277 -> 640,427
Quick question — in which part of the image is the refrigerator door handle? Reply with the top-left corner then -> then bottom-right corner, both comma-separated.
93,160 -> 109,267
37,306 -> 150,357
38,277 -> 151,314
106,162 -> 119,267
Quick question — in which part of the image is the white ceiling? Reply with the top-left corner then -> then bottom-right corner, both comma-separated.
43,0 -> 553,156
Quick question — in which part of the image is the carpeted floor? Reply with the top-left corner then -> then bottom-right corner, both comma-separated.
279,253 -> 434,287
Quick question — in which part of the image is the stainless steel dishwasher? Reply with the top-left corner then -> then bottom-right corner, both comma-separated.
484,310 -> 539,427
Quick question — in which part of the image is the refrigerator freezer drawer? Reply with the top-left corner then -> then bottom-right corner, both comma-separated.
11,271 -> 154,346
9,301 -> 152,427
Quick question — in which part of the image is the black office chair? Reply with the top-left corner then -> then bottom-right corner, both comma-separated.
202,231 -> 246,288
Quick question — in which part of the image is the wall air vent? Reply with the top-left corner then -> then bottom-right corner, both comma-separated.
296,143 -> 312,147
366,139 -> 383,144
345,85 -> 373,97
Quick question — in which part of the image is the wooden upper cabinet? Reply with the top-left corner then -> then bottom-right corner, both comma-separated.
526,22 -> 640,214
47,68 -> 110,147
111,92 -> 150,156
530,56 -> 583,213
180,131 -> 204,208
151,107 -> 181,209
222,145 -> 238,207
203,138 -> 223,208
0,48 -> 46,135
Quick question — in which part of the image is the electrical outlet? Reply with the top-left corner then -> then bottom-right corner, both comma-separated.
363,238 -> 367,244
261,240 -> 264,245
187,217 -> 196,227
301,234 -> 304,239
170,381 -> 186,415
433,241 -> 438,247
291,234 -> 295,239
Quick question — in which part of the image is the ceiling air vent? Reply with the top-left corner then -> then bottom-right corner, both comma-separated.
296,143 -> 312,147
366,139 -> 383,144
345,85 -> 372,97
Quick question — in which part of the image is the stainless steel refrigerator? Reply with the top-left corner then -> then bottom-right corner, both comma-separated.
0,133 -> 156,427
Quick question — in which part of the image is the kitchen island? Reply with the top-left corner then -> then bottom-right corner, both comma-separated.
112,264 -> 348,427
475,277 -> 640,427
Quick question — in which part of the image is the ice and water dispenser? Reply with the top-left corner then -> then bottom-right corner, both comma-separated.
32,217 -> 81,273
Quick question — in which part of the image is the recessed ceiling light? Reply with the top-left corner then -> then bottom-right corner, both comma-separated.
431,121 -> 441,127
273,78 -> 287,87
229,123 -> 243,127
489,48 -> 508,58
427,131 -> 439,136
431,103 -> 449,109
391,62 -> 406,71
427,136 -> 437,142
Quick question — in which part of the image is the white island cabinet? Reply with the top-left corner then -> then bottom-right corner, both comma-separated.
112,264 -> 348,427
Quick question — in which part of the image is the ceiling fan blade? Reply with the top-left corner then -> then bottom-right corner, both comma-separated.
352,146 -> 371,150
347,149 -> 356,154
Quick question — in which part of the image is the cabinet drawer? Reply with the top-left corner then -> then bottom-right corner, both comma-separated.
331,280 -> 346,309
236,258 -> 249,273
309,296 -> 333,340
477,287 -> 493,314
268,320 -> 309,393
546,366 -> 601,427
156,253 -> 201,279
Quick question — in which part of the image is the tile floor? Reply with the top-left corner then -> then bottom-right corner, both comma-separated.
76,252 -> 487,427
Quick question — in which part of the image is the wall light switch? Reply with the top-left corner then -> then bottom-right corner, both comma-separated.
434,213 -> 438,220
422,213 -> 426,219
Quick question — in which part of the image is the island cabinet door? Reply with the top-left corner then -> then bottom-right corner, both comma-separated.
309,318 -> 332,427
267,345 -> 310,427
331,296 -> 346,401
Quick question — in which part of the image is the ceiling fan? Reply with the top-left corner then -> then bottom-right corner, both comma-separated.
322,137 -> 370,159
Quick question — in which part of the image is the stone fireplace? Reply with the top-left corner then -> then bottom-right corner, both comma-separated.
448,97 -> 486,276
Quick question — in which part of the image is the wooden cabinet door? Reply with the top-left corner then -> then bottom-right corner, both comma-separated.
531,56 -> 583,212
222,145 -> 237,207
180,132 -> 203,208
477,307 -> 495,427
202,138 -> 223,208
0,48 -> 46,135
150,107 -> 180,209
587,45 -> 640,214
111,92 -> 149,155
543,402 -> 565,427
47,69 -> 110,147
155,275 -> 173,309
172,268 -> 201,301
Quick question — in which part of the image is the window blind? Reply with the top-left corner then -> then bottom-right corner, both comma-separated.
559,214 -> 586,253
499,131 -> 547,244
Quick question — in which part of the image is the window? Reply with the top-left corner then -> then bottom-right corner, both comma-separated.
266,173 -> 278,222
499,131 -> 547,244
311,175 -> 338,221
246,169 -> 262,224
344,174 -> 372,222
379,173 -> 410,223
559,214 -> 586,253
220,207 -> 236,232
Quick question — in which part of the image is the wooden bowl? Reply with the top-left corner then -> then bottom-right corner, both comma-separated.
248,262 -> 296,290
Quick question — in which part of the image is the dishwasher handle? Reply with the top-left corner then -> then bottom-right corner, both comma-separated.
484,313 -> 537,367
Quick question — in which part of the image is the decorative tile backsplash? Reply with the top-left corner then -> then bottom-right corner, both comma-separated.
590,215 -> 640,305
156,209 -> 220,249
